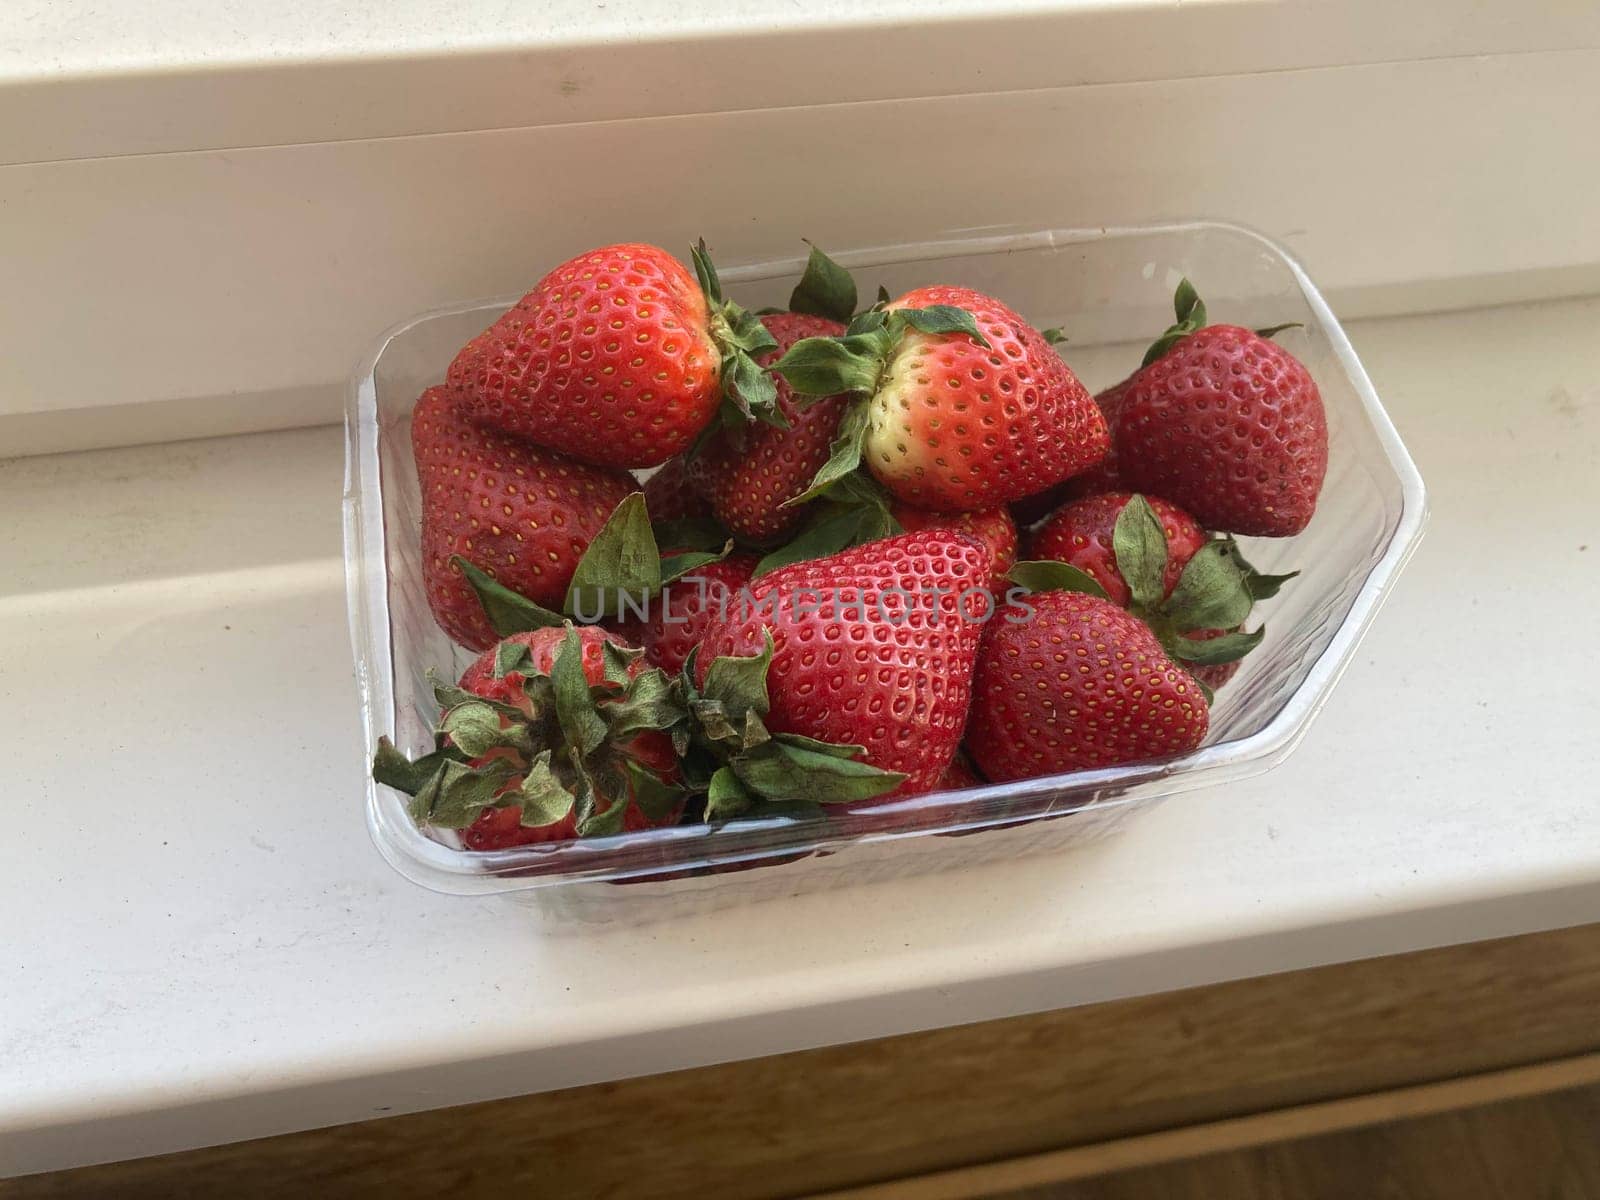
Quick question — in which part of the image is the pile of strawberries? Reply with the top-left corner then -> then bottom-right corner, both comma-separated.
374,242 -> 1326,850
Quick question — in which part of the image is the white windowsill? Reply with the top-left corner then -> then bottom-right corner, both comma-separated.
2,295 -> 1597,1177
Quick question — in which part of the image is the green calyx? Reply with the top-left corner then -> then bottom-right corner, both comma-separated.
1007,494 -> 1298,676
678,632 -> 907,820
1141,278 -> 1304,367
691,239 -> 782,431
373,627 -> 690,839
1141,277 -> 1209,367
787,242 -> 859,325
455,491 -> 731,632
771,304 -> 990,400
373,627 -> 906,841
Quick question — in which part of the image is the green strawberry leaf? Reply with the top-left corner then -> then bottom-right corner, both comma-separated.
846,308 -> 888,336
576,790 -> 630,838
600,640 -> 645,687
1218,537 -> 1300,600
1255,322 -> 1303,339
704,766 -> 756,821
1112,494 -> 1170,613
1040,327 -> 1069,346
788,243 -> 858,325
772,334 -> 887,396
425,758 -> 520,829
606,667 -> 689,740
441,701 -> 532,759
893,305 -> 990,347
1169,627 -> 1266,666
733,739 -> 905,805
752,504 -> 870,576
1007,559 -> 1112,601
431,677 -> 523,721
454,556 -> 565,636
1141,276 -> 1210,367
725,348 -> 780,422
1164,542 -> 1256,632
784,395 -> 872,507
660,545 -> 732,586
514,750 -> 579,827
371,737 -> 464,797
690,238 -> 724,305
564,493 -> 662,623
493,639 -> 534,679
876,285 -> 892,306
699,631 -> 774,726
550,626 -> 608,757
1194,678 -> 1216,706
624,759 -> 687,823
770,732 -> 867,759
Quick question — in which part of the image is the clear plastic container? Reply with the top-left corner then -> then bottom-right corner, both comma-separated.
343,221 -> 1427,919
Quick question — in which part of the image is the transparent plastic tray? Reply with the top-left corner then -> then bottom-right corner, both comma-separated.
344,221 -> 1427,918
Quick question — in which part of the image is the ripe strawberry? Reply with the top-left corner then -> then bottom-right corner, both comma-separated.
686,312 -> 850,544
1010,378 -> 1133,525
1115,281 -> 1327,536
697,531 -> 989,796
625,553 -> 758,675
374,625 -> 685,850
774,286 -> 1108,511
1013,494 -> 1291,695
1028,492 -> 1204,608
447,242 -> 780,469
968,590 -> 1209,780
641,456 -> 712,524
936,755 -> 982,791
889,503 -> 1017,590
411,386 -> 636,650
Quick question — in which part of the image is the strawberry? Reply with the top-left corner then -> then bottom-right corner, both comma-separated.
1114,280 -> 1327,536
411,386 -> 636,650
1011,493 -> 1293,696
889,503 -> 1017,590
625,553 -> 758,675
1028,492 -> 1204,608
446,241 -> 780,468
936,755 -> 982,791
686,312 -> 851,544
641,456 -> 712,524
696,531 -> 989,797
968,589 -> 1209,780
1010,378 -> 1134,525
774,286 -> 1108,511
372,626 -> 685,849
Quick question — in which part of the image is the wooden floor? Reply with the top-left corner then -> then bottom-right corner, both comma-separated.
1008,1083 -> 1600,1200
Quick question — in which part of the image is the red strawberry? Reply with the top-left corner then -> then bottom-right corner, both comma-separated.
411,386 -> 636,650
447,242 -> 778,468
686,312 -> 850,544
889,503 -> 1017,590
1114,282 -> 1327,535
1028,492 -> 1204,607
936,755 -> 982,791
968,590 -> 1209,781
697,531 -> 989,796
641,456 -> 712,524
374,625 -> 685,850
1010,378 -> 1133,525
625,554 -> 758,675
1016,493 -> 1280,694
774,287 -> 1108,511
